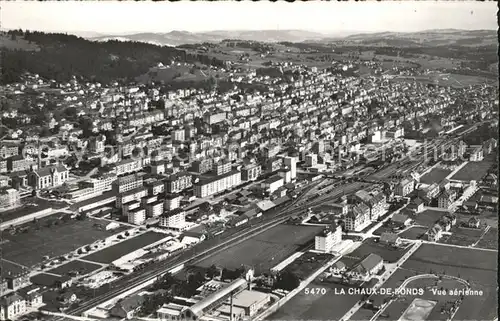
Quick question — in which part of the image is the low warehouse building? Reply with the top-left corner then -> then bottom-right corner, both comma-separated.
231,289 -> 271,317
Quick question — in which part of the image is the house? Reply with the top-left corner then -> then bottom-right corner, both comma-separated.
482,173 -> 497,187
395,178 -> 414,197
353,190 -> 387,220
19,285 -> 44,308
443,213 -> 457,226
344,203 -> 370,231
467,217 -> 480,228
478,195 -> 498,210
346,253 -> 384,280
438,217 -> 452,232
379,232 -> 401,246
426,225 -> 443,242
0,294 -> 27,320
110,295 -> 145,319
407,197 -> 425,213
157,303 -> 187,321
438,190 -> 456,209
391,213 -> 411,227
181,231 -> 206,245
467,146 -> 484,162
330,261 -> 347,275
1,259 -> 30,291
58,292 -> 77,306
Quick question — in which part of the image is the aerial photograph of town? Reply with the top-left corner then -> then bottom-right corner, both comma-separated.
0,1 -> 498,321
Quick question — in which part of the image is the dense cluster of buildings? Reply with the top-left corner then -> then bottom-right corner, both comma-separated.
0,47 -> 498,321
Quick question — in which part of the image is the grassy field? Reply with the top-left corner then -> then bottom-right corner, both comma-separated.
0,197 -> 67,222
372,225 -> 393,236
347,238 -> 409,263
475,227 -> 498,250
46,259 -> 102,277
439,226 -> 485,247
82,231 -> 168,264
0,34 -> 40,51
399,226 -> 428,240
196,224 -> 323,274
450,161 -> 493,181
419,168 -> 452,185
1,216 -> 126,267
401,244 -> 497,321
391,73 -> 491,89
413,209 -> 444,227
268,280 -> 363,321
136,63 -> 227,84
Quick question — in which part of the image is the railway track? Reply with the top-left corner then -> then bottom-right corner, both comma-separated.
54,180 -> 325,318
56,133 -> 471,317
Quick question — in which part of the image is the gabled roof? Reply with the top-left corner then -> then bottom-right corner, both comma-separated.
349,253 -> 383,274
35,165 -> 68,177
0,293 -> 24,306
410,197 -> 424,206
114,295 -> 145,313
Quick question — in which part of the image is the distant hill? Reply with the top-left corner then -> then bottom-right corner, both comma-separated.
91,30 -> 327,47
320,29 -> 498,47
91,29 -> 497,48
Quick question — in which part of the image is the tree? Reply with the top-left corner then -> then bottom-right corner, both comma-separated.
77,212 -> 87,221
273,271 -> 300,291
151,272 -> 177,291
221,268 -> 230,281
139,292 -> 172,316
206,265 -> 219,279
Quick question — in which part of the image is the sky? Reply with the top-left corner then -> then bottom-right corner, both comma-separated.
1,1 -> 497,36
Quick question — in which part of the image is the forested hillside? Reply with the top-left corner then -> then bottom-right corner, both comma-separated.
1,30 -> 225,84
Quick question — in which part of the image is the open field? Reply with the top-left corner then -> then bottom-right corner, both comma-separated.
0,196 -> 67,222
413,209 -> 443,227
391,73 -> 493,89
46,259 -> 102,277
372,225 -> 393,236
401,244 -> 497,321
196,224 -> 323,274
1,216 -> 126,268
355,50 -> 461,70
347,238 -> 409,263
475,227 -> 498,250
450,161 -> 493,181
136,63 -> 227,84
267,280 -> 363,321
404,243 -> 497,274
399,226 -> 428,240
0,34 -> 40,51
439,226 -> 485,247
82,231 -> 168,264
419,168 -> 451,185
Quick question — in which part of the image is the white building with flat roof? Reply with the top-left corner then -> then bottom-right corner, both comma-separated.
315,225 -> 342,253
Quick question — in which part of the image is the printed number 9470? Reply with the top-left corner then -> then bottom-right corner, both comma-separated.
304,287 -> 326,295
